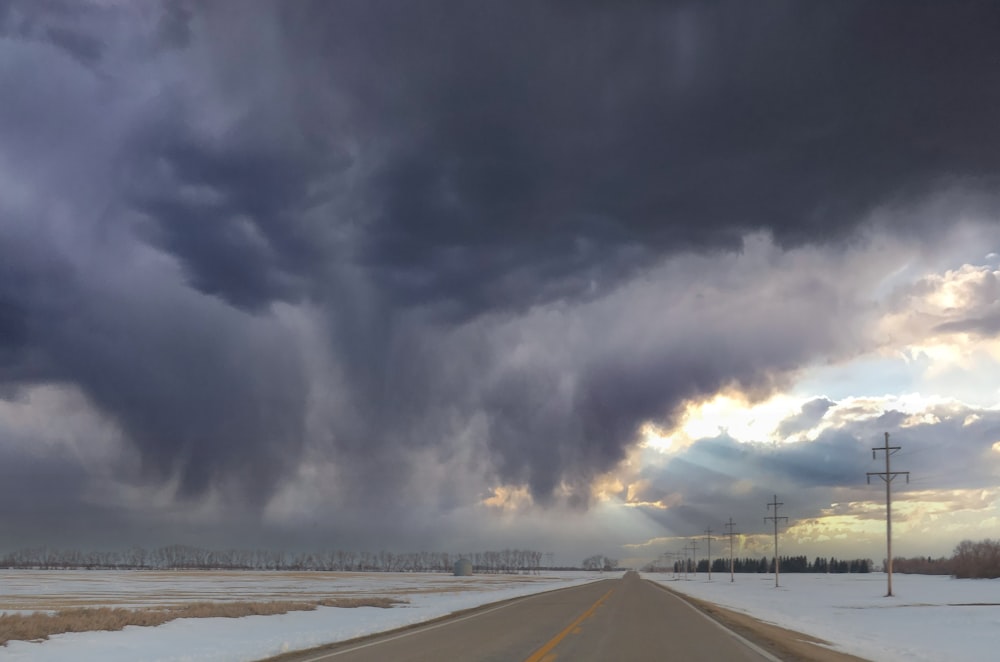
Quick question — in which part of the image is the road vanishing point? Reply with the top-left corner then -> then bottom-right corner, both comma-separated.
273,570 -> 783,662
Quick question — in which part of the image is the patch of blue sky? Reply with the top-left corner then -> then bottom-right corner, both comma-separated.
791,353 -> 927,403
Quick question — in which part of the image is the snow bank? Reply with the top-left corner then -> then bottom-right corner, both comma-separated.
651,572 -> 1000,662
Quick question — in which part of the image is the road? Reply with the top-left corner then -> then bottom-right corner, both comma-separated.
273,571 -> 776,662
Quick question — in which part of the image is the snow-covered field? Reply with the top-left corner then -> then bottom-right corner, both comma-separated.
0,570 -> 615,661
4,569 -> 995,661
651,571 -> 1000,662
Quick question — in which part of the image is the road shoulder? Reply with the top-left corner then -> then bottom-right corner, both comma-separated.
651,582 -> 871,662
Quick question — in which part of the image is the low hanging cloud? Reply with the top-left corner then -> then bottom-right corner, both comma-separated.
1,1 -> 1000,546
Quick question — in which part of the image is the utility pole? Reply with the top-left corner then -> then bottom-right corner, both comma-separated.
667,551 -> 681,578
765,495 -> 788,588
704,527 -> 714,581
724,518 -> 738,582
867,432 -> 909,597
686,540 -> 699,579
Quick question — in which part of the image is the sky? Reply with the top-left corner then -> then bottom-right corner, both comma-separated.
2,0 -> 1000,568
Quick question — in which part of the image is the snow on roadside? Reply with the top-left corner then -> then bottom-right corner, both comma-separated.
0,572 -> 619,661
649,572 -> 1000,662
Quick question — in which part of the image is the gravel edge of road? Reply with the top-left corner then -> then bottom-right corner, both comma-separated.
650,581 -> 872,662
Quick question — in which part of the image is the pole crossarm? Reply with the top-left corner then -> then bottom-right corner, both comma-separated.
866,470 -> 910,484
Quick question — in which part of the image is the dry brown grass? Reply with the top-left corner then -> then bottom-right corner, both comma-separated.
0,597 -> 404,646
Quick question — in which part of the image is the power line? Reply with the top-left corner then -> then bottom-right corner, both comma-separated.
724,517 -> 738,583
764,494 -> 788,588
867,431 -> 910,597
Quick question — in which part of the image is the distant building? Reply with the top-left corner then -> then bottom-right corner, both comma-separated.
453,558 -> 473,576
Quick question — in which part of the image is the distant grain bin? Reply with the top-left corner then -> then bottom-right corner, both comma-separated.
453,558 -> 473,576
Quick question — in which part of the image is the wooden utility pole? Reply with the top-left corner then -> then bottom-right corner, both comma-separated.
724,518 -> 738,582
867,432 -> 909,597
704,527 -> 714,581
765,495 -> 788,588
664,551 -> 679,577
686,540 -> 699,578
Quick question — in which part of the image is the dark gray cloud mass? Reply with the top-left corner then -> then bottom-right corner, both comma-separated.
777,398 -> 836,440
120,0 -> 1000,314
1,0 -> 999,547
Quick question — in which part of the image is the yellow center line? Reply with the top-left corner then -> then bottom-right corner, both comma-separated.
523,588 -> 614,662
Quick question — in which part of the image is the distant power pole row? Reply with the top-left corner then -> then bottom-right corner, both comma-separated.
675,499 -> 785,587
664,431 -> 909,599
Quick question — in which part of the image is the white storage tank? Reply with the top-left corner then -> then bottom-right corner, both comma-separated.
453,558 -> 473,576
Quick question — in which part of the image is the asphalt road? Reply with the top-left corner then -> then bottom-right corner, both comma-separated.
274,571 -> 776,662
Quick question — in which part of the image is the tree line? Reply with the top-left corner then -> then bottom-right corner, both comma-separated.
581,554 -> 620,571
895,539 -> 1000,579
0,545 -> 546,574
642,537 -> 1000,579
642,555 -> 872,574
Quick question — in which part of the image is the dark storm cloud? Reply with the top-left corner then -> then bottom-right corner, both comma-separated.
0,447 -> 110,545
128,133 -> 340,309
126,0 -> 1000,315
2,0 -> 1000,545
0,0 -> 110,65
0,226 -> 309,506
468,245 -> 869,507
481,338 -> 784,503
777,398 -> 836,440
157,0 -> 193,49
324,0 -> 1000,312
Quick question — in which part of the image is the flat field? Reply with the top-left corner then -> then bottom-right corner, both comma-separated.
0,569 -> 579,612
4,570 -> 995,661
0,569 -> 610,661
